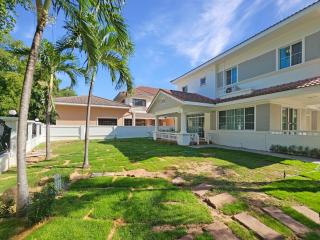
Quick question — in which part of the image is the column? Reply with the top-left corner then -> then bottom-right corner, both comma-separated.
180,112 -> 187,133
132,112 -> 136,126
155,115 -> 159,132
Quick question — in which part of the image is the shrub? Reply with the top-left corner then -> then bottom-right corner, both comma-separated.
27,184 -> 57,225
270,145 -> 320,158
0,197 -> 15,218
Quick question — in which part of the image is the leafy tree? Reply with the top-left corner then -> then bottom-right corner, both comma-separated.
15,0 -> 133,215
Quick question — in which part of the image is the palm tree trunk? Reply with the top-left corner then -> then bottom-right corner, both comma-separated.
16,2 -> 51,215
83,73 -> 96,168
45,74 -> 54,160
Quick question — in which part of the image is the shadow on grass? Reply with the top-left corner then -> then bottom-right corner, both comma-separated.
97,138 -> 287,169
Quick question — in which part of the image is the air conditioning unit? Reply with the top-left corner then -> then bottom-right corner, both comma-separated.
225,85 -> 240,94
225,87 -> 232,94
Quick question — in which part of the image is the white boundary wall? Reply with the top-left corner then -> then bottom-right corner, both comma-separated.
206,130 -> 320,151
50,125 -> 155,141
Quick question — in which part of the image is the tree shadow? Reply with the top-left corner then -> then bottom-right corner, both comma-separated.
96,138 -> 289,169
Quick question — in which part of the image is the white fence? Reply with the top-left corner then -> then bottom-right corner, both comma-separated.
0,117 -> 45,173
50,125 -> 155,141
205,130 -> 320,151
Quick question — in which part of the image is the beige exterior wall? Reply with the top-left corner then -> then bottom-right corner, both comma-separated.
56,105 -> 129,126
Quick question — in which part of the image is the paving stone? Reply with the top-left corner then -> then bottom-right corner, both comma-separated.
206,192 -> 237,209
91,172 -> 103,177
234,212 -> 283,240
193,183 -> 213,191
204,222 -> 239,240
178,234 -> 193,240
172,177 -> 186,185
292,205 -> 320,225
263,207 -> 310,236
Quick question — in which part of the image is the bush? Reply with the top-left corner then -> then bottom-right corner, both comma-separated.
27,184 -> 57,225
0,197 -> 15,218
270,145 -> 320,158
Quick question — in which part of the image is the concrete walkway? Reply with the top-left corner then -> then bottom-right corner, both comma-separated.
191,144 -> 320,164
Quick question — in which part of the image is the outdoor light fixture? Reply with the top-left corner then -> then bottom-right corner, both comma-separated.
8,110 -> 17,116
35,118 -> 39,122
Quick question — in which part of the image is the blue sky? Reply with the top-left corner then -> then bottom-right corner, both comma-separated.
12,0 -> 316,99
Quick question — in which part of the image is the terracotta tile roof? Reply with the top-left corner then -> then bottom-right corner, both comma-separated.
161,76 -> 320,105
162,89 -> 216,104
55,95 -> 130,108
214,76 -> 320,104
113,86 -> 160,102
135,86 -> 159,95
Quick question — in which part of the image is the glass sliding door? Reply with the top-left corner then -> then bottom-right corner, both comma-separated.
187,114 -> 205,138
282,108 -> 298,130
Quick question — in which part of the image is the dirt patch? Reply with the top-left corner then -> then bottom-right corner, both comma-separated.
63,160 -> 70,166
245,192 -> 282,208
70,169 -> 90,182
0,176 -> 15,181
38,176 -> 52,186
128,191 -> 133,200
100,169 -> 176,180
83,209 -> 94,220
152,225 -> 177,232
107,219 -> 126,240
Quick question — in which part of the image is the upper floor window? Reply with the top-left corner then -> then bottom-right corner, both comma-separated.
279,41 -> 302,69
225,67 -> 237,86
132,98 -> 146,107
200,77 -> 206,86
182,86 -> 188,92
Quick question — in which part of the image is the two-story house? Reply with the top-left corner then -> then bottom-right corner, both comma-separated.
148,1 -> 320,150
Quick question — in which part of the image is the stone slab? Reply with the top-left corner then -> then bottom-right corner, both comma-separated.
206,192 -> 236,209
263,207 -> 309,236
172,177 -> 186,186
234,212 -> 283,240
178,234 -> 193,240
192,189 -> 209,198
204,222 -> 239,240
292,205 -> 320,225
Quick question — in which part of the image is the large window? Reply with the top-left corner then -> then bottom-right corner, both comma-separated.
132,98 -> 146,107
135,119 -> 146,126
279,42 -> 302,69
124,119 -> 132,126
282,108 -> 297,130
98,118 -> 117,126
225,67 -> 237,86
219,107 -> 255,130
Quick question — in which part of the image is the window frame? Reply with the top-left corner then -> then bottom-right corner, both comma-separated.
97,118 -> 118,126
281,107 -> 298,131
132,98 -> 147,107
182,85 -> 188,93
124,118 -> 132,126
224,66 -> 238,86
200,77 -> 206,86
278,40 -> 303,70
218,106 -> 255,131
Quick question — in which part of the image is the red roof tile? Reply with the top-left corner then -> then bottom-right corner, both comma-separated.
55,95 -> 130,108
162,89 -> 216,104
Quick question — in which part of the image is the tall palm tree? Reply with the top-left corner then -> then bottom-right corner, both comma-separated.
16,0 -> 130,215
39,39 -> 82,160
60,14 -> 134,168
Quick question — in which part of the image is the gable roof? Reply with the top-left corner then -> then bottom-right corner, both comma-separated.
161,90 -> 216,104
55,95 -> 130,108
171,0 -> 320,83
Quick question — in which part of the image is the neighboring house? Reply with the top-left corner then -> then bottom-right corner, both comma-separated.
54,87 -> 174,127
55,96 -> 130,126
114,86 -> 174,127
148,1 -> 320,150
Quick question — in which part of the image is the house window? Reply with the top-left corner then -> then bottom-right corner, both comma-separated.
98,118 -> 117,126
135,119 -> 146,126
282,108 -> 297,130
225,67 -> 237,86
132,98 -> 146,107
200,77 -> 206,86
279,41 -> 302,69
219,107 -> 255,130
182,86 -> 188,92
124,119 -> 132,126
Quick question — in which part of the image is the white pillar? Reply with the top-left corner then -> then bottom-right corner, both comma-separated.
132,113 -> 136,126
180,112 -> 187,134
155,115 -> 159,132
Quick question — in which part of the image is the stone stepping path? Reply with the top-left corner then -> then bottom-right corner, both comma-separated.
191,183 -> 212,198
263,207 -> 310,236
206,192 -> 237,209
203,222 -> 239,240
292,205 -> 320,225
234,212 -> 283,240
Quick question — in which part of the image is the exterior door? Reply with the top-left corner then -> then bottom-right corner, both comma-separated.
187,114 -> 205,138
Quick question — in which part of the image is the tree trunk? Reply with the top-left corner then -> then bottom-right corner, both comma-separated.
45,74 -> 54,160
83,74 -> 96,168
16,7 -> 50,215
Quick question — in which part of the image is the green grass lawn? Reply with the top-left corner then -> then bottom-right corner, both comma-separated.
1,138 -> 319,239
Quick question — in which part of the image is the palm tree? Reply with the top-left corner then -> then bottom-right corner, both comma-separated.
39,39 -> 82,160
16,0 -> 130,215
60,14 -> 134,168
